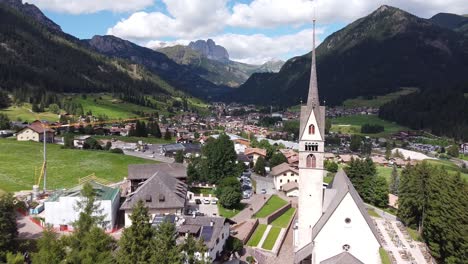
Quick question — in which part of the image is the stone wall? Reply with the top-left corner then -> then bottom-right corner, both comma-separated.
265,202 -> 292,225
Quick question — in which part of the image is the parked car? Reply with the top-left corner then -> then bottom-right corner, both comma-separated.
261,189 -> 267,194
211,199 -> 218,204
203,198 -> 211,204
243,172 -> 251,177
195,199 -> 202,204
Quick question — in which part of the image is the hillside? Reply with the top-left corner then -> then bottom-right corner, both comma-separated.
430,12 -> 468,35
157,41 -> 284,87
87,36 -> 229,98
230,5 -> 468,106
0,1 -> 187,107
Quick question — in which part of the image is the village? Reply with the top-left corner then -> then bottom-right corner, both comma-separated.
1,99 -> 467,264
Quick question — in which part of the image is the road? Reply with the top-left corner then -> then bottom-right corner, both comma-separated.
252,174 -> 275,195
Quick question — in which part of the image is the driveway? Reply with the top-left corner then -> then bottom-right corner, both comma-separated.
16,212 -> 43,239
252,174 -> 275,195
186,200 -> 219,217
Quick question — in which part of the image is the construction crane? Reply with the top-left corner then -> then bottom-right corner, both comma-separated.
33,116 -> 152,194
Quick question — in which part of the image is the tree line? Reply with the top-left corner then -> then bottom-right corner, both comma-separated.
397,162 -> 467,263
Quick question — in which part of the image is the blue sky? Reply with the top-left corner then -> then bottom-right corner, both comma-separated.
29,0 -> 468,64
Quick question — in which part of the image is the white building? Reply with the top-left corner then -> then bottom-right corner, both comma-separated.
270,162 -> 299,191
44,181 -> 120,231
294,20 -> 381,264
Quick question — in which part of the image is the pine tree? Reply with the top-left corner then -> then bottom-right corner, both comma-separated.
175,150 -> 184,163
117,200 -> 156,264
31,227 -> 65,264
389,166 -> 399,195
0,193 -> 18,261
151,222 -> 182,264
181,235 -> 209,264
269,152 -> 288,168
254,157 -> 266,176
164,130 -> 172,141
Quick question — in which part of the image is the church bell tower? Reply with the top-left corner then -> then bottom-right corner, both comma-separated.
296,18 -> 326,250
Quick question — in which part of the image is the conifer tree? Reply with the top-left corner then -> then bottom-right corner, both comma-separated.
0,193 -> 18,261
116,200 -> 155,264
32,227 -> 65,264
389,166 -> 399,195
151,222 -> 181,264
254,157 -> 266,176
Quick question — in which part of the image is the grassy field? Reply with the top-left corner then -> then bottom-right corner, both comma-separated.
0,104 -> 58,122
379,248 -> 391,264
459,154 -> 468,161
94,135 -> 174,145
270,208 -> 296,228
253,195 -> 287,218
189,187 -> 214,195
376,166 -> 402,183
0,139 -> 156,192
424,159 -> 468,180
261,226 -> 282,250
330,114 -> 409,137
367,208 -> 381,218
343,88 -> 418,108
247,224 -> 267,247
72,94 -> 160,119
407,227 -> 422,242
218,203 -> 246,218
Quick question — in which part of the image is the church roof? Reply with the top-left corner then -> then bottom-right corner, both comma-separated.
311,169 -> 382,243
295,170 -> 382,263
320,252 -> 364,264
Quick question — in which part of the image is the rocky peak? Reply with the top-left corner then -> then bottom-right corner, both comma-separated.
188,39 -> 229,63
88,35 -> 134,54
0,0 -> 61,32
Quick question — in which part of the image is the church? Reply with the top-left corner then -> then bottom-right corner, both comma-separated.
293,19 -> 382,264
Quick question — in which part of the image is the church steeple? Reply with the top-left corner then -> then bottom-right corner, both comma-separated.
307,19 -> 319,109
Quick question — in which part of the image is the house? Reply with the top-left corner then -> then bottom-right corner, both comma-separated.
338,154 -> 360,164
0,130 -> 15,138
126,163 -> 187,193
270,162 -> 299,191
174,216 -> 235,261
282,181 -> 299,197
121,172 -> 188,227
17,120 -> 54,143
460,143 -> 468,154
73,135 -> 91,149
244,148 -> 267,164
324,153 -> 336,161
44,181 -> 120,231
162,143 -> 201,158
371,155 -> 388,166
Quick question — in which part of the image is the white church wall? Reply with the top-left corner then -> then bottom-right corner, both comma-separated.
314,193 -> 380,263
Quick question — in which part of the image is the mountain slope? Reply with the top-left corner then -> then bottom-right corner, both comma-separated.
430,13 -> 468,36
87,35 -> 229,98
0,2 -> 178,103
158,42 -> 284,87
231,5 -> 468,106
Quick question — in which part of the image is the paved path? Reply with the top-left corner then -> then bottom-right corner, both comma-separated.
232,194 -> 271,223
252,175 -> 275,195
16,212 -> 43,239
123,150 -> 174,163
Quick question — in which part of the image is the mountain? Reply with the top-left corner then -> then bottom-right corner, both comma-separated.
87,36 -> 229,98
230,5 -> 468,106
157,41 -> 284,87
0,1 -> 182,104
188,39 -> 229,63
0,0 -> 61,32
430,13 -> 468,36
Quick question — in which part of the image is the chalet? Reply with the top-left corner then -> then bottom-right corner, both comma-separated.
126,163 -> 187,193
44,181 -> 120,231
282,181 -> 299,197
371,155 -> 389,166
162,143 -> 201,158
121,172 -> 188,227
244,147 -> 267,164
17,120 -> 54,143
338,154 -> 360,164
270,162 -> 299,191
461,143 -> 468,154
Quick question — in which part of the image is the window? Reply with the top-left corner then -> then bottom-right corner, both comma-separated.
222,233 -> 224,239
287,180 -> 290,183
343,244 -> 350,251
295,179 -> 297,183
345,218 -> 351,224
283,173 -> 287,176
216,238 -> 219,244
280,179 -> 282,183
306,154 -> 316,168
309,124 -> 315,135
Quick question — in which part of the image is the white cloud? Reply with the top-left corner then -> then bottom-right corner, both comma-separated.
24,0 -> 154,14
212,28 -> 324,64
228,0 -> 468,28
107,0 -> 229,40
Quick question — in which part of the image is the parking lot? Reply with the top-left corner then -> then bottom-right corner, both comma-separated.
252,174 -> 276,195
186,198 -> 219,217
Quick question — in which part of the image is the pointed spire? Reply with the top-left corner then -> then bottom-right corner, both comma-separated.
307,18 -> 319,108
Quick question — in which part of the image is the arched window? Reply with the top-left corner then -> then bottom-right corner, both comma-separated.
306,154 -> 316,168
309,124 -> 315,135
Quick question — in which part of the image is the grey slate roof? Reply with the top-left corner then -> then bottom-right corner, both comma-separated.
294,170 -> 382,263
311,169 -> 382,243
121,171 -> 187,210
127,163 -> 187,180
320,252 -> 364,264
179,216 -> 235,249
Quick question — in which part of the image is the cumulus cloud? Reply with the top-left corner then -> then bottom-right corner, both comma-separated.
107,0 -> 229,40
25,0 -> 154,14
228,0 -> 468,27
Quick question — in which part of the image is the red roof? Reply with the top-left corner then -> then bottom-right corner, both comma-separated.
26,120 -> 54,134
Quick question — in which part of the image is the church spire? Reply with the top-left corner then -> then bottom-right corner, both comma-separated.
307,18 -> 319,108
